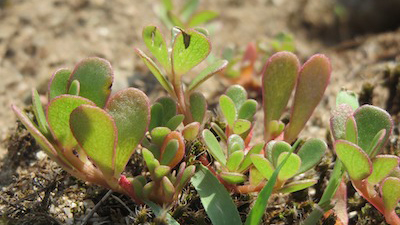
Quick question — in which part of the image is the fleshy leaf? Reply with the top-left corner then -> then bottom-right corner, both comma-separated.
160,131 -> 185,168
32,89 -> 48,135
226,85 -> 247,110
285,54 -> 331,143
330,104 -> 354,140
279,179 -> 317,193
188,10 -> 219,27
154,165 -> 171,181
354,105 -> 392,157
162,176 -> 175,200
219,94 -> 237,127
251,154 -> 274,180
296,138 -> 326,174
220,171 -> 246,184
226,150 -> 245,172
157,97 -> 177,125
336,90 -> 359,110
151,127 -> 171,147
149,103 -> 163,131
268,120 -> 285,139
191,165 -> 242,225
262,52 -> 299,141
277,152 -> 301,181
210,122 -> 227,143
70,105 -> 117,177
367,129 -> 386,159
249,166 -> 265,186
68,80 -> 80,95
381,177 -> 400,211
172,29 -> 211,76
187,60 -> 228,92
135,49 -> 174,94
202,129 -> 226,165
182,122 -> 200,141
143,182 -> 155,199
176,165 -> 196,192
48,68 -> 71,100
238,99 -> 257,121
334,140 -> 372,181
142,26 -> 170,70
166,114 -> 184,130
233,119 -> 251,135
142,148 -> 159,173
131,176 -> 145,199
368,155 -> 399,185
68,57 -> 113,108
160,139 -> 179,166
238,142 -> 264,172
47,95 -> 95,149
269,141 -> 291,167
345,116 -> 358,144
106,88 -> 150,176
227,134 -> 245,155
189,92 -> 207,123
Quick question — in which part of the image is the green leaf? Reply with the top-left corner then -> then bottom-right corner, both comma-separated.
172,29 -> 211,76
335,140 -> 372,180
161,0 -> 173,11
277,152 -> 301,181
238,142 -> 264,172
211,122 -> 227,143
160,131 -> 185,168
151,127 -> 171,147
279,179 -> 317,193
68,80 -> 80,95
188,10 -> 218,27
219,95 -> 237,127
285,54 -> 331,143
227,134 -> 245,155
149,103 -> 163,131
202,129 -> 226,165
106,88 -> 150,176
157,97 -> 177,125
68,57 -> 113,108
143,182 -> 155,199
145,201 -> 181,225
189,92 -> 207,123
160,139 -> 179,166
336,90 -> 359,110
226,85 -> 247,110
268,120 -> 285,138
142,148 -> 159,173
226,150 -> 245,172
296,138 -> 326,174
262,52 -> 299,141
220,171 -> 246,184
381,177 -> 400,211
269,141 -> 291,167
47,95 -> 95,149
251,154 -> 274,180
135,49 -> 174,94
249,166 -> 265,186
345,116 -> 358,144
180,0 -> 199,22
191,164 -> 242,225
238,99 -> 257,121
354,105 -> 392,157
154,165 -> 171,180
162,176 -> 175,200
176,165 -> 196,191
368,155 -> 399,185
166,114 -> 184,130
32,89 -> 48,135
70,105 -> 117,177
182,122 -> 200,141
142,26 -> 170,70
368,129 -> 386,158
131,176 -> 145,199
233,119 -> 251,135
48,68 -> 71,100
245,143 -> 295,225
330,104 -> 354,140
187,59 -> 228,92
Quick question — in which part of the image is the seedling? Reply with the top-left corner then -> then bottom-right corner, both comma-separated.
135,25 -> 227,125
156,0 -> 218,29
12,58 -> 150,198
330,91 -> 400,225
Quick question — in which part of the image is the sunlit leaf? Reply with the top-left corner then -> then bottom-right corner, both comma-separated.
68,80 -> 80,95
142,26 -> 170,70
238,142 -> 264,172
160,131 -> 185,168
187,59 -> 227,92
226,85 -> 247,110
368,155 -> 399,185
68,57 -> 113,108
166,114 -> 184,130
32,89 -> 48,135
277,152 -> 301,181
182,122 -> 200,141
154,165 -> 171,180
70,105 -> 117,177
269,141 -> 291,167
149,103 -> 163,131
157,97 -> 177,125
279,179 -> 317,193
106,88 -> 150,176
226,150 -> 245,172
142,148 -> 159,173
238,99 -> 257,121
176,164 -> 196,191
219,95 -> 236,127
202,129 -> 226,165
189,92 -> 207,123
285,54 -> 331,143
345,116 -> 358,144
162,176 -> 175,200
160,139 -> 179,166
48,68 -> 71,100
296,138 -> 326,174
172,29 -> 211,75
381,177 -> 400,211
334,140 -> 372,180
330,104 -> 354,140
151,127 -> 171,148
251,154 -> 274,180
220,171 -> 246,184
227,134 -> 244,155
336,90 -> 359,110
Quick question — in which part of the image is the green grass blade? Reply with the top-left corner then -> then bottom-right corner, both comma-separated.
145,201 -> 181,225
191,164 -> 242,225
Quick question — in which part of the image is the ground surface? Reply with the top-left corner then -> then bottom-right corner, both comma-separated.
1,0 -> 400,224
